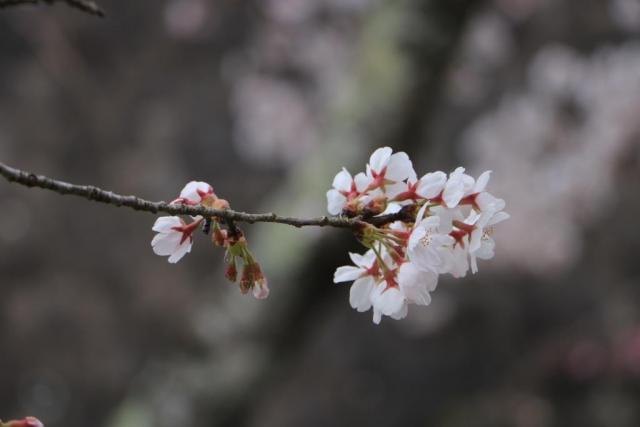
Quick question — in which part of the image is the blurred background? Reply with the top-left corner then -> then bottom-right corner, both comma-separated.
1,0 -> 639,426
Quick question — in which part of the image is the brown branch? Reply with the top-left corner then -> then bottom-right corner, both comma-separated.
0,0 -> 104,17
0,161 -> 411,230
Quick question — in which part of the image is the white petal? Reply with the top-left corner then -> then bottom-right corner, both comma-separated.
474,170 -> 492,193
372,308 -> 382,324
333,265 -> 363,283
417,171 -> 446,199
398,262 -> 436,304
476,239 -> 496,260
349,277 -> 374,312
443,168 -> 466,208
470,254 -> 479,274
369,147 -> 392,172
326,190 -> 347,215
390,302 -> 408,320
152,216 -> 183,233
408,227 -> 426,252
380,202 -> 403,215
488,211 -> 510,226
151,232 -> 181,256
332,168 -> 352,191
354,172 -> 371,192
476,192 -> 505,212
179,181 -> 212,202
167,241 -> 192,263
385,151 -> 414,182
376,286 -> 405,316
385,181 -> 407,199
361,249 -> 378,266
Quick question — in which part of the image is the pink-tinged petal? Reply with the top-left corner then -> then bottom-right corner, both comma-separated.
368,147 -> 392,172
474,170 -> 492,193
326,189 -> 347,215
408,226 -> 426,252
152,216 -> 183,232
332,168 -> 352,191
179,181 -> 213,203
334,265 -> 363,283
417,171 -> 446,199
354,172 -> 371,192
151,232 -> 181,256
253,280 -> 270,299
385,151 -> 414,182
349,277 -> 374,312
167,241 -> 191,263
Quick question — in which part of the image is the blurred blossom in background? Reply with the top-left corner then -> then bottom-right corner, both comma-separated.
1,0 -> 640,426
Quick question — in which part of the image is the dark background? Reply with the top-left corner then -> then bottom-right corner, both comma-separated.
1,0 -> 640,426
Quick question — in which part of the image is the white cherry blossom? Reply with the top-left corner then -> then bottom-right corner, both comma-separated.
407,205 -> 456,273
151,216 -> 201,263
442,167 -> 475,208
365,146 -> 415,191
334,250 -> 381,312
467,209 -> 510,273
371,282 -> 407,324
173,181 -> 214,205
326,168 -> 370,215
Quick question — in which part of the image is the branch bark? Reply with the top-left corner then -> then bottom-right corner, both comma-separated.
0,0 -> 104,17
0,161 -> 410,229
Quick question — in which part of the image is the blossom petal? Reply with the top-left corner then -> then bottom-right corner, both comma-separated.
332,168 -> 352,192
349,277 -> 374,312
179,181 -> 212,203
151,232 -> 181,256
326,190 -> 347,215
354,172 -> 371,192
385,151 -> 414,182
417,171 -> 446,199
474,170 -> 492,193
167,241 -> 191,263
369,147 -> 392,172
333,265 -> 363,283
152,216 -> 183,233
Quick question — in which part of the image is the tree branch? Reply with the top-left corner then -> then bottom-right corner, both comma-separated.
0,161 -> 410,229
0,0 -> 104,17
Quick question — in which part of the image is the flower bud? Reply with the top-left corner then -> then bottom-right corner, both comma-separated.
225,262 -> 237,282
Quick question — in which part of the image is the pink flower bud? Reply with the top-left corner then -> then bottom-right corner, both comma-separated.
225,262 -> 237,282
4,417 -> 44,427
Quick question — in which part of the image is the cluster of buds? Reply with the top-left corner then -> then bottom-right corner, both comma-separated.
151,181 -> 268,299
329,147 -> 509,324
0,418 -> 43,427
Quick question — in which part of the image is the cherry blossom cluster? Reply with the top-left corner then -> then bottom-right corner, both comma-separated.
329,147 -> 509,324
150,182 -> 268,299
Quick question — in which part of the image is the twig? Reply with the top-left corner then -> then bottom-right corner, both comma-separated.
0,161 -> 411,229
0,0 -> 104,17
